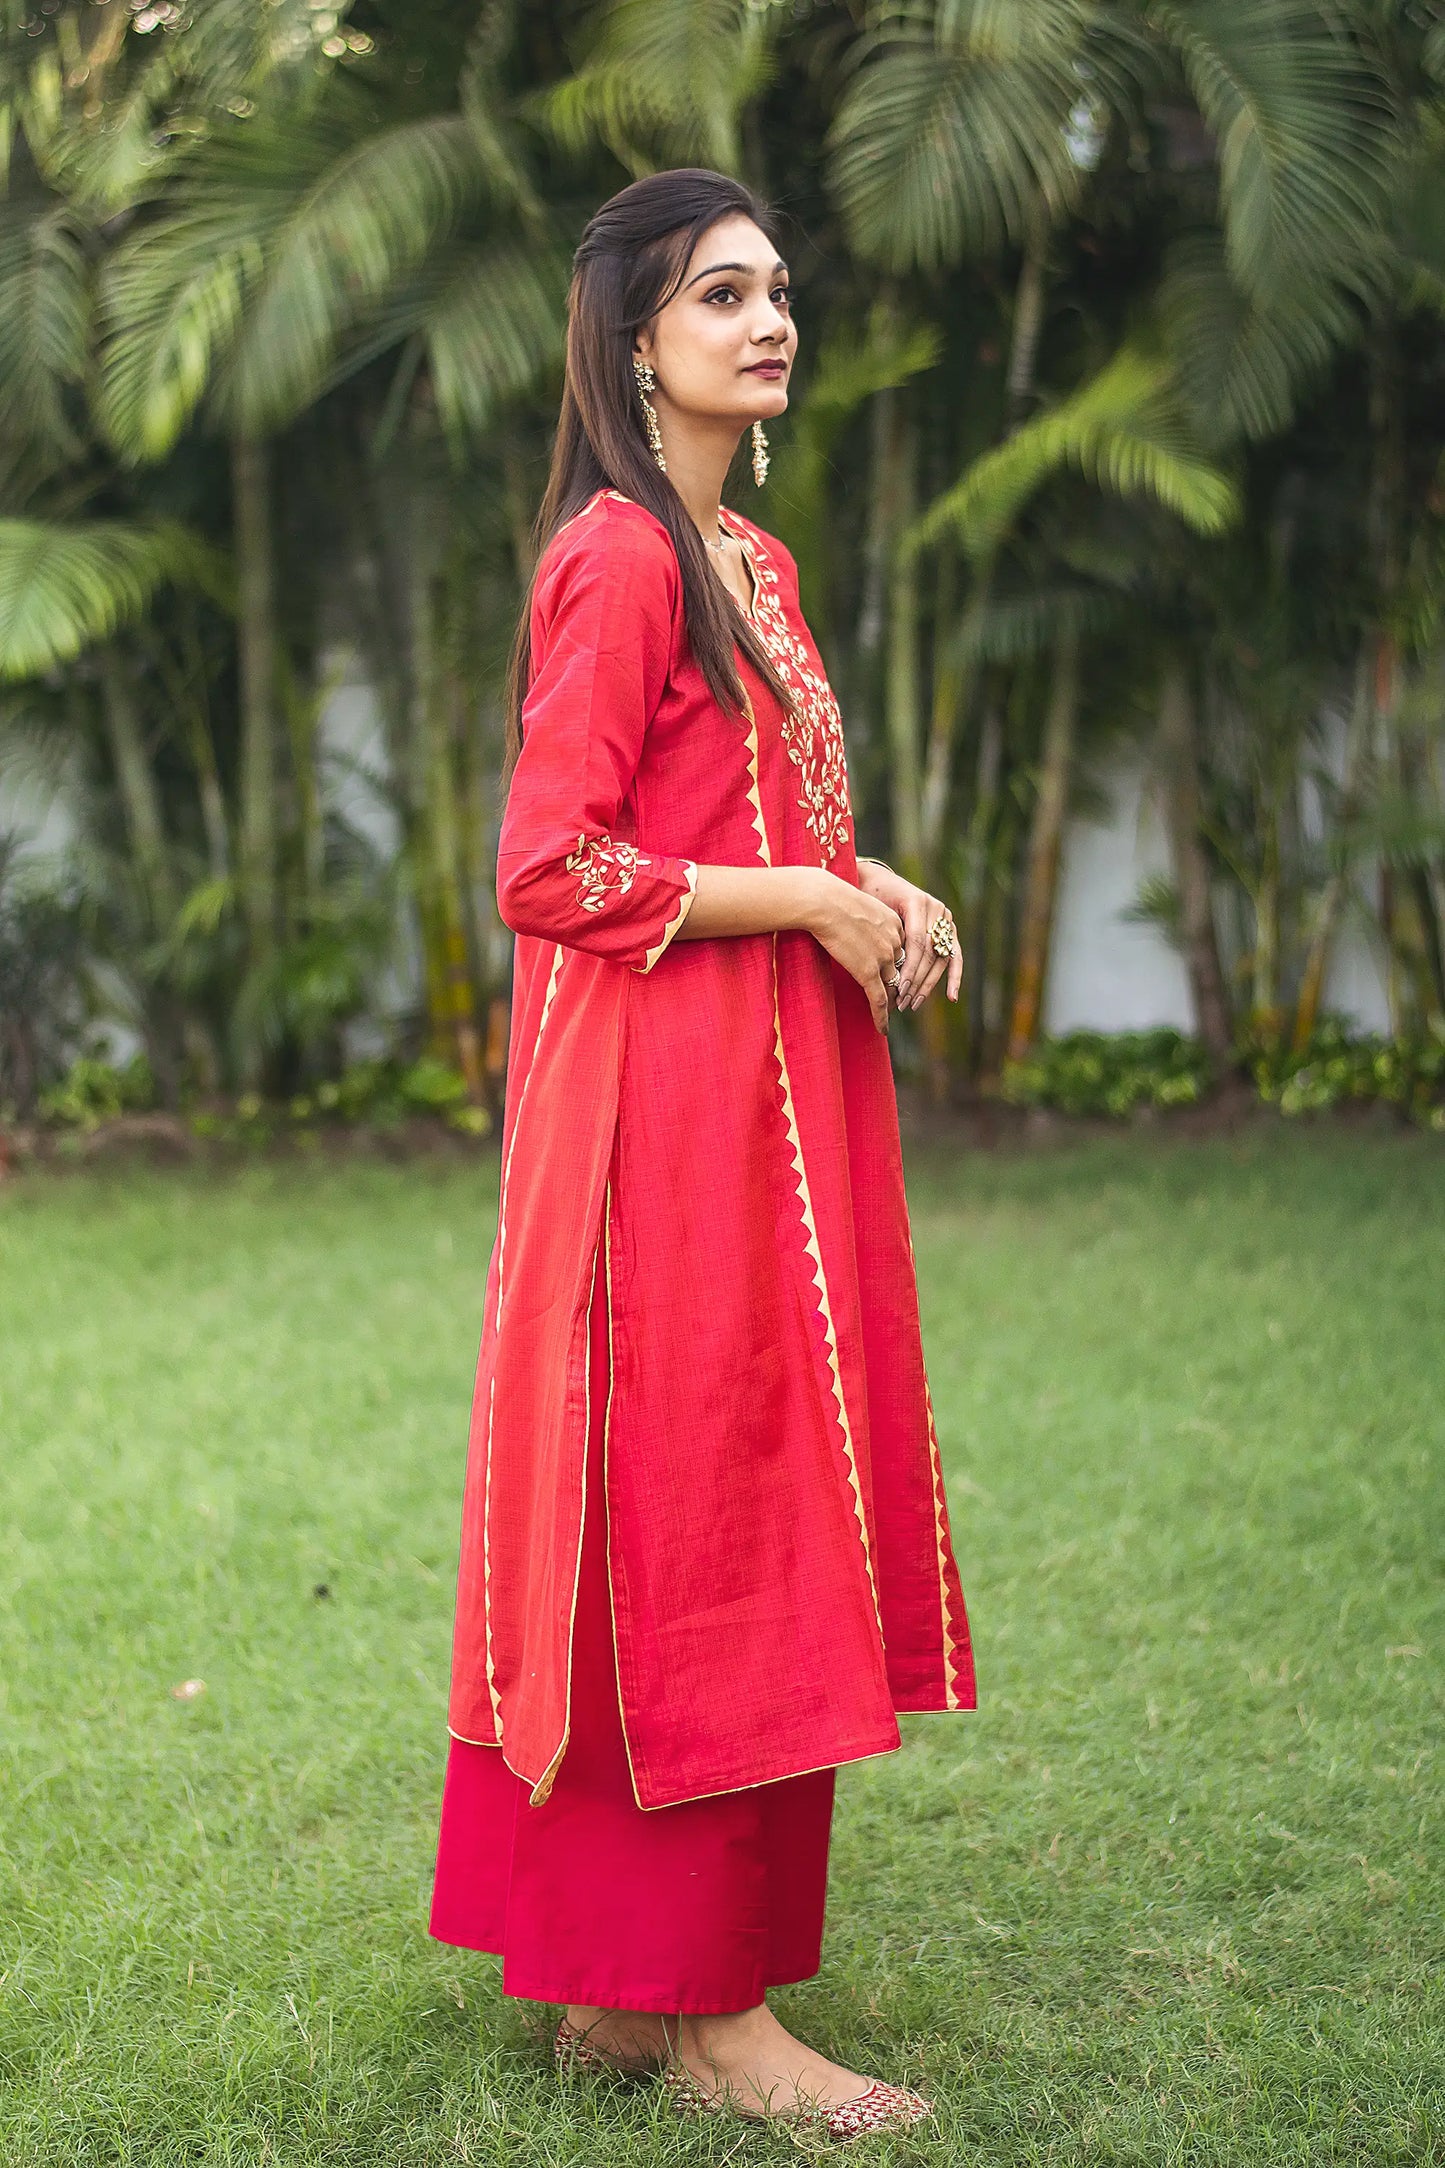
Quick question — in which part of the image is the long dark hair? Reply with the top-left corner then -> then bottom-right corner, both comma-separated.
502,168 -> 794,779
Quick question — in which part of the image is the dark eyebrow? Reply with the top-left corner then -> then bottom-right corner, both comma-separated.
685,258 -> 789,290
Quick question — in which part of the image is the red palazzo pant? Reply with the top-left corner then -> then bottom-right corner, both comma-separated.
429,1239 -> 837,2013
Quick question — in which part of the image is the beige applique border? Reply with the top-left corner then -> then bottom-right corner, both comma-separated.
722,509 -> 852,860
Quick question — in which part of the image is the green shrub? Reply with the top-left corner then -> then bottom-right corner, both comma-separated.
308,1057 -> 475,1127
209,1057 -> 491,1144
397,1056 -> 470,1114
1247,1017 -> 1445,1128
37,1055 -> 157,1130
31,1052 -> 492,1142
1001,1030 -> 1212,1118
1002,1020 -> 1445,1129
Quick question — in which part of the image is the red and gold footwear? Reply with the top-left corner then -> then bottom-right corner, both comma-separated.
817,2079 -> 934,2140
662,2058 -> 934,2142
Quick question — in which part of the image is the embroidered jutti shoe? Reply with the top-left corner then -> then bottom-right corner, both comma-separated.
662,2058 -> 935,2142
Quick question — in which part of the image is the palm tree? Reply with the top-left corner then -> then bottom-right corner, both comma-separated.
907,342 -> 1238,1067
818,0 -> 1403,1077
2,0 -> 1437,1110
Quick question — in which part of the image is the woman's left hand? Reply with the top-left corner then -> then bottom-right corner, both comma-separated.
854,859 -> 963,1011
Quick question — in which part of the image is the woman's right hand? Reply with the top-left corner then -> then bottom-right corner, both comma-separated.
801,870 -> 905,1032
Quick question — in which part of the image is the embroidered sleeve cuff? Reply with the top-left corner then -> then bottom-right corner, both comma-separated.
631,861 -> 699,975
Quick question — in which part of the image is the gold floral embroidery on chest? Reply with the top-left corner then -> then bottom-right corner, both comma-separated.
723,513 -> 853,861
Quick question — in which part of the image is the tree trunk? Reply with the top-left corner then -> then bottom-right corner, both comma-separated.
1292,642 -> 1374,1050
1007,196 -> 1050,429
920,557 -> 993,876
1252,804 -> 1281,1042
191,716 -> 231,883
1158,658 -> 1233,1062
98,646 -> 173,924
500,437 -> 538,590
1411,860 -> 1445,1023
98,649 -> 195,1102
1380,860 -> 1404,1036
979,787 -> 1018,1082
232,435 -> 279,986
857,383 -> 895,669
961,699 -> 1002,1078
920,202 -> 1049,885
462,703 -> 511,1115
1425,725 -> 1445,1029
1006,620 -> 1078,1064
431,663 -> 485,1102
884,405 -> 923,877
412,549 -> 484,1102
847,374 -> 902,825
282,657 -> 325,924
1364,312 -> 1408,1037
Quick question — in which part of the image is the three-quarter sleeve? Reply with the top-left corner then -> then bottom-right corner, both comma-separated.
494,501 -> 699,974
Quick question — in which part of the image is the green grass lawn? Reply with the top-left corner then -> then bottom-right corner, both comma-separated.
1,1130 -> 1441,2165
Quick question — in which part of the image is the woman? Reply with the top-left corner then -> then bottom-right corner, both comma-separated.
430,168 -> 976,2140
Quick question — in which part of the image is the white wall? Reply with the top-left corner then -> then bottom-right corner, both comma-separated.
1043,745 -> 1392,1036
1303,705 -> 1393,1035
317,651 -> 401,863
1044,755 -> 1195,1033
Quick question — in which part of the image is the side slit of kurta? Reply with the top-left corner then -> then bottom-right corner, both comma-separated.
474,940 -> 566,1755
601,1174 -> 648,1809
524,1202 -> 598,1809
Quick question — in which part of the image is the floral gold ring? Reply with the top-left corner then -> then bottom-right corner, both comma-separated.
929,913 -> 957,959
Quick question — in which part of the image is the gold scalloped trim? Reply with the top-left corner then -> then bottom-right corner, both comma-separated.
480,942 -> 566,1739
739,684 -> 878,1626
905,1219 -> 966,1706
770,982 -> 882,1633
634,860 -> 699,973
739,690 -> 772,868
526,1206 -> 602,1808
922,1370 -> 962,1710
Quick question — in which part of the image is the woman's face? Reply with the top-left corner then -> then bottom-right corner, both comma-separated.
634,213 -> 796,429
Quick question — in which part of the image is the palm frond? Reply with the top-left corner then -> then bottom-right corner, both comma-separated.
0,196 -> 91,464
1393,116 -> 1445,305
794,308 -> 945,439
227,114 -> 495,432
1340,787 -> 1445,872
946,582 -> 1119,667
175,0 -> 345,101
0,519 -> 195,679
420,238 -> 571,443
97,146 -> 293,461
1158,227 -> 1358,446
912,345 -> 1240,555
1120,870 -> 1184,944
826,0 -> 1106,268
458,14 -> 544,226
25,52 -> 183,212
1150,0 -> 1400,307
530,0 -> 782,173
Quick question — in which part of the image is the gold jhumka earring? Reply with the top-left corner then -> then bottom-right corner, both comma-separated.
751,419 -> 769,488
633,356 -> 667,472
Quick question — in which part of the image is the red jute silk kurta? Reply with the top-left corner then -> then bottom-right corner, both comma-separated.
447,487 -> 975,1811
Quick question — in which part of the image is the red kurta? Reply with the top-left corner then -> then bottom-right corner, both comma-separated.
446,487 -> 975,1811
